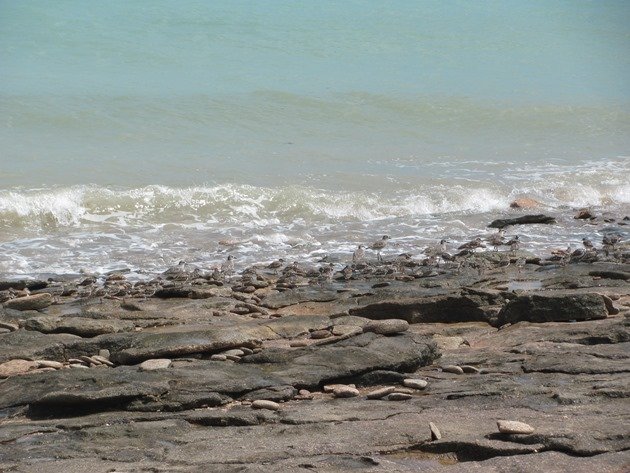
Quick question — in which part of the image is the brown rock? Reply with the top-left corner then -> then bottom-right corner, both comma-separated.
4,293 -> 52,311
510,197 -> 542,209
0,359 -> 39,378
497,420 -> 535,434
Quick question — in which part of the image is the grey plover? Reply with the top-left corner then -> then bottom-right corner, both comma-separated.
582,238 -> 595,251
352,244 -> 366,263
488,229 -> 505,251
221,255 -> 235,277
267,258 -> 285,274
458,237 -> 486,251
370,235 -> 390,262
505,235 -> 520,252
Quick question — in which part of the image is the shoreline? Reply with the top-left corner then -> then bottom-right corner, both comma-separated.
0,212 -> 629,472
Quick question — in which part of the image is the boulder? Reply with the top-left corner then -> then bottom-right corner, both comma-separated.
509,198 -> 542,209
4,293 -> 52,311
498,293 -> 608,324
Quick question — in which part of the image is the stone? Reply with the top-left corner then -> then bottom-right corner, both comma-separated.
138,359 -> 172,371
385,392 -> 412,401
4,293 -> 52,311
461,365 -> 481,374
251,400 -> 280,411
366,386 -> 396,399
429,422 -> 442,440
323,384 -> 355,393
290,340 -> 309,347
488,214 -> 556,229
497,420 -> 535,434
442,365 -> 464,374
35,360 -> 63,369
310,329 -> 332,339
210,354 -> 227,361
510,197 -> 542,209
574,208 -> 595,219
91,355 -> 115,367
363,319 -> 409,335
0,359 -> 39,378
402,378 -> 428,390
332,386 -> 360,398
331,324 -> 363,337
225,355 -> 241,362
221,349 -> 245,357
98,349 -> 111,359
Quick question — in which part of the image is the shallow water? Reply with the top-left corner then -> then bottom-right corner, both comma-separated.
0,1 -> 628,278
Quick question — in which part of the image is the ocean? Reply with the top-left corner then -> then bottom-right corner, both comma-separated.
1,0 -> 629,278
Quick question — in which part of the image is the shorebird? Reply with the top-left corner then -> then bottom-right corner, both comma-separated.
582,238 -> 595,251
266,258 -> 285,274
221,255 -> 235,277
505,235 -> 520,252
352,245 -> 366,263
602,233 -> 621,250
370,235 -> 390,262
341,265 -> 353,280
318,263 -> 335,284
458,237 -> 486,251
162,261 -> 193,281
488,229 -> 505,251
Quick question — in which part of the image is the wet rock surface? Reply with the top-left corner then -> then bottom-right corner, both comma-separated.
0,255 -> 629,472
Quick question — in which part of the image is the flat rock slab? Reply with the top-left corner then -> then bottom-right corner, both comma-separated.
498,293 -> 607,324
111,326 -> 266,364
244,332 -> 439,388
261,287 -> 341,309
24,316 -> 135,337
0,330 -> 81,364
4,293 -> 52,311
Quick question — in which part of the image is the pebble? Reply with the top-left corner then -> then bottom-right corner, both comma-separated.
35,360 -> 63,369
366,386 -> 396,399
331,325 -> 363,337
429,422 -> 442,440
403,378 -> 428,390
310,329 -> 332,339
239,347 -> 254,355
98,349 -> 111,359
225,355 -> 241,362
138,359 -> 172,371
69,363 -> 89,369
251,400 -> 280,411
332,386 -> 360,398
497,420 -> 535,435
91,355 -> 114,367
442,365 -> 464,375
221,349 -> 245,357
290,340 -> 309,347
0,328 -> 11,335
461,365 -> 480,374
210,354 -> 227,361
363,319 -> 409,335
80,355 -> 99,365
68,358 -> 87,365
323,384 -> 356,393
385,392 -> 412,401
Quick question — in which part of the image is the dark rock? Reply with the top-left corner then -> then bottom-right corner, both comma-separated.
498,293 -> 608,325
488,214 -> 556,229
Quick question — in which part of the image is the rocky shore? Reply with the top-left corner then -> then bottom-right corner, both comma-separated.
0,218 -> 629,472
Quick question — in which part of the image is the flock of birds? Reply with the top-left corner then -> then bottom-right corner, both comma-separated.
158,228 -> 626,289
1,228 -> 624,305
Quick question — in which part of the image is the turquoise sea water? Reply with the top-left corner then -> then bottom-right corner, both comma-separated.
0,1 -> 629,277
